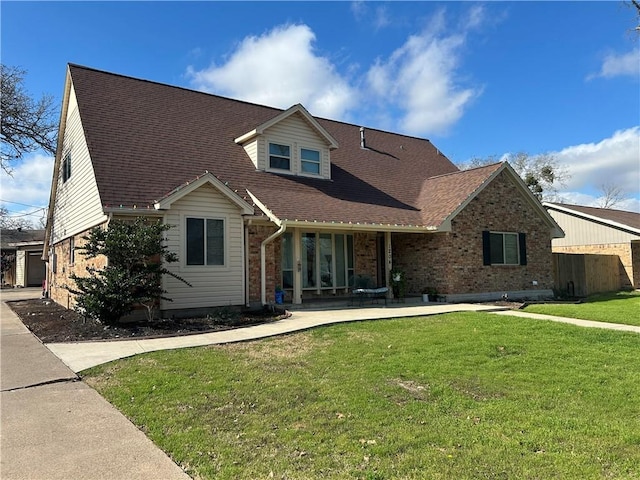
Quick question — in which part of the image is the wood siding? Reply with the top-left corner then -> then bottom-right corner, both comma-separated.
51,84 -> 107,244
162,183 -> 245,310
548,209 -> 639,246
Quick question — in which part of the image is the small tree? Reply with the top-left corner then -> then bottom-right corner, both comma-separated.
66,218 -> 190,324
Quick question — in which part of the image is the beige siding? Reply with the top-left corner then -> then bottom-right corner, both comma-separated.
260,113 -> 331,179
549,210 -> 639,246
242,139 -> 259,169
51,84 -> 107,244
163,183 -> 245,310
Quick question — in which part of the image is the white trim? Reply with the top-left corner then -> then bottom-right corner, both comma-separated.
154,172 -> 253,215
234,104 -> 339,149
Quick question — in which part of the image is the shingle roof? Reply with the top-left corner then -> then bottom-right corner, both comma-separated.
545,202 -> 640,232
1,229 -> 46,249
68,64 -> 501,229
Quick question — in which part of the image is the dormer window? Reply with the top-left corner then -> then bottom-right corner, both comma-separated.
301,148 -> 320,175
269,143 -> 291,171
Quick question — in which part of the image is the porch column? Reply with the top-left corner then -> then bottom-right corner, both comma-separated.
385,231 -> 392,296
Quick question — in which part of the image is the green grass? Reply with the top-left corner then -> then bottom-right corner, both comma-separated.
84,313 -> 640,479
524,290 -> 640,327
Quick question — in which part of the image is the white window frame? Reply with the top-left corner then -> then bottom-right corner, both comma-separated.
184,216 -> 226,267
268,142 -> 292,171
300,147 -> 321,176
300,232 -> 354,291
62,153 -> 71,183
489,231 -> 520,265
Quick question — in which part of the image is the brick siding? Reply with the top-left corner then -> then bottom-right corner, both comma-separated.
392,170 -> 554,296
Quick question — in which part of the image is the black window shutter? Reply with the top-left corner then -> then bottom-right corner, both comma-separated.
519,232 -> 527,265
482,231 -> 491,265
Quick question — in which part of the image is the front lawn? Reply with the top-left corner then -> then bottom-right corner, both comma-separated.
524,290 -> 640,327
84,313 -> 640,479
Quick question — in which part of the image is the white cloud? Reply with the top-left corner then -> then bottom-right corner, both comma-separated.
187,11 -> 483,136
365,26 -> 479,135
0,153 -> 54,226
553,127 -> 640,212
186,24 -> 357,120
588,48 -> 640,80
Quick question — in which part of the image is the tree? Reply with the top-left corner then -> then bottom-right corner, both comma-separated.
627,0 -> 640,32
0,206 -> 39,229
1,65 -> 58,174
459,152 -> 570,201
66,218 -> 191,324
597,182 -> 629,209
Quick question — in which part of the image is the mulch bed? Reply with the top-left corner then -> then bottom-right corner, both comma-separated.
7,298 -> 288,343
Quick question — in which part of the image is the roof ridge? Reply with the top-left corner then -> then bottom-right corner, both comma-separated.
68,63 -> 441,146
426,161 -> 501,180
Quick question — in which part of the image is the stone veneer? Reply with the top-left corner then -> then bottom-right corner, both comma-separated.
392,170 -> 554,298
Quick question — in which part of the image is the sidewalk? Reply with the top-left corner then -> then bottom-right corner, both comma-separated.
0,289 -> 190,480
46,302 -> 509,373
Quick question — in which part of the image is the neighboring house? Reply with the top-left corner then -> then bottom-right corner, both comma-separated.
44,64 -> 564,315
544,202 -> 640,289
1,229 -> 46,288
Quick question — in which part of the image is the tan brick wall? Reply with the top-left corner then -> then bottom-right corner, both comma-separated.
48,225 -> 108,310
393,170 -> 554,296
552,243 -> 635,289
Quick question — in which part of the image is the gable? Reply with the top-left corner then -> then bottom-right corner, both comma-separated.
46,75 -> 107,247
236,105 -> 336,179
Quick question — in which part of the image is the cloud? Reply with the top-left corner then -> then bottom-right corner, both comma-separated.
364,21 -> 479,135
588,48 -> 640,80
186,24 -> 357,120
553,127 -> 640,211
0,153 -> 54,226
187,11 -> 483,136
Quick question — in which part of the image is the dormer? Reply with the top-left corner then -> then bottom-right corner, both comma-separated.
234,104 -> 339,180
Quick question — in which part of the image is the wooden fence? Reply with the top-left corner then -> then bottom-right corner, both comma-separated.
553,253 -> 620,297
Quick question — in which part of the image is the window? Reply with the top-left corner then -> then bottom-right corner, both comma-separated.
186,218 -> 224,266
62,154 -> 71,183
301,148 -> 320,175
269,143 -> 291,170
69,237 -> 75,265
281,232 -> 294,290
299,233 -> 354,289
482,231 -> 527,266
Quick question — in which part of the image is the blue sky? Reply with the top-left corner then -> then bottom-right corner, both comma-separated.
2,1 -> 639,225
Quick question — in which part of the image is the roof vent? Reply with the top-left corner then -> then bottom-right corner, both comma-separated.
360,127 -> 366,149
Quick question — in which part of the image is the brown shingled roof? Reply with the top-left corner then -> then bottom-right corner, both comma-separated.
69,64 -> 498,229
545,202 -> 640,232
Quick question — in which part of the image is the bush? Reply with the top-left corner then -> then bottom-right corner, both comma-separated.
66,218 -> 190,324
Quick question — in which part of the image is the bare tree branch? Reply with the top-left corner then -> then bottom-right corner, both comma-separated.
1,65 -> 58,174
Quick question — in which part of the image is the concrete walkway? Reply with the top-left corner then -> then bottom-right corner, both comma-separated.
0,288 -> 190,480
47,302 -> 509,373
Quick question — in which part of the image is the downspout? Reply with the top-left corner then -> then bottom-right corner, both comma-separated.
261,222 -> 286,306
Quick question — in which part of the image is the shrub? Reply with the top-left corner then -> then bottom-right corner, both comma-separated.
66,218 -> 190,324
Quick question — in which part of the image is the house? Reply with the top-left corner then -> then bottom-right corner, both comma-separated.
1,229 -> 46,288
43,64 -> 564,316
544,202 -> 640,290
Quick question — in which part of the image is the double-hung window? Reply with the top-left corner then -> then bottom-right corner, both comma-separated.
300,148 -> 320,175
269,143 -> 291,170
483,231 -> 527,266
186,218 -> 224,266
